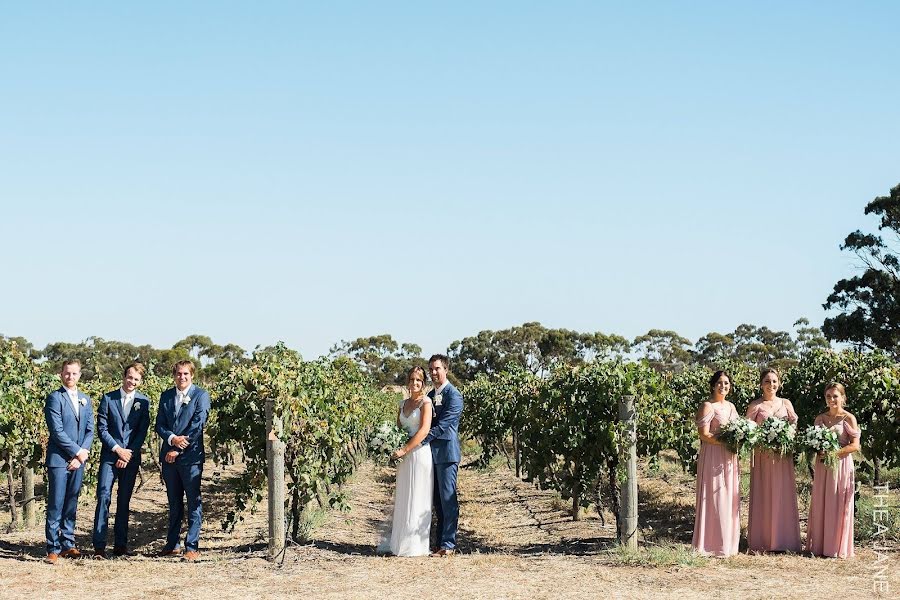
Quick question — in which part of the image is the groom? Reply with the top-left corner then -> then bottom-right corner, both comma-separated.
423,354 -> 463,556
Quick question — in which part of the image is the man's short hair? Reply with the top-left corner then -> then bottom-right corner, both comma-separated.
172,359 -> 196,376
61,359 -> 81,371
124,362 -> 146,378
428,354 -> 450,371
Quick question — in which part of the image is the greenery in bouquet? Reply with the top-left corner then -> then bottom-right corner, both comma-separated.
755,416 -> 797,456
715,417 -> 759,457
368,421 -> 408,464
798,424 -> 841,470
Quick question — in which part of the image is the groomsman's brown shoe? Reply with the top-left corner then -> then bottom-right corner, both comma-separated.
158,547 -> 182,557
45,553 -> 59,564
113,547 -> 130,557
182,550 -> 201,562
93,549 -> 107,559
59,548 -> 81,559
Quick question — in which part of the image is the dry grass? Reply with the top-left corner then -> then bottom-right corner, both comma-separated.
0,455 -> 897,600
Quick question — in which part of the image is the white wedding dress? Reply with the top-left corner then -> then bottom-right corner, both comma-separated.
378,402 -> 433,557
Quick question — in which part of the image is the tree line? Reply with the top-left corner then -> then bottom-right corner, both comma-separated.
0,334 -> 250,383
328,320 -> 828,386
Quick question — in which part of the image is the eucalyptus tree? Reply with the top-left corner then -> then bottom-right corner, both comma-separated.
448,322 -> 630,382
824,183 -> 900,358
328,334 -> 425,387
632,329 -> 693,371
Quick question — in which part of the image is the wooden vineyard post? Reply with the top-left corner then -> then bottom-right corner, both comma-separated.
266,398 -> 286,561
618,395 -> 638,550
22,467 -> 36,527
513,429 -> 522,478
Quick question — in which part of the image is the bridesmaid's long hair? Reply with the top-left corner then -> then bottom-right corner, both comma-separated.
759,367 -> 779,384
699,370 -> 732,419
824,381 -> 848,405
709,370 -> 732,392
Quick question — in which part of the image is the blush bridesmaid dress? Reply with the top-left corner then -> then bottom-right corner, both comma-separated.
692,402 -> 741,557
746,400 -> 802,553
806,418 -> 860,558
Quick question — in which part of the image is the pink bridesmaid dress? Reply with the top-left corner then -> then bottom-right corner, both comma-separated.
746,399 -> 802,552
807,418 -> 860,558
692,401 -> 741,557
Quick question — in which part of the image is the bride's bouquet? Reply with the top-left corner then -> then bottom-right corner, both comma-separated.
798,424 -> 840,470
716,417 -> 759,457
755,416 -> 797,456
368,421 -> 408,464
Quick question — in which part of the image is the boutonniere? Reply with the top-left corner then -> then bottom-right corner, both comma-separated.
133,403 -> 141,411
434,394 -> 443,407
182,394 -> 191,404
79,397 -> 87,406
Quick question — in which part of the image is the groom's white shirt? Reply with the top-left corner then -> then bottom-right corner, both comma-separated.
433,381 -> 449,406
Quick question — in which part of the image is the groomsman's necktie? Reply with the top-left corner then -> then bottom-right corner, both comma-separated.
122,392 -> 134,419
68,391 -> 80,421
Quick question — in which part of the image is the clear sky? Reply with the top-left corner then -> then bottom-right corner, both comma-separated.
2,2 -> 898,359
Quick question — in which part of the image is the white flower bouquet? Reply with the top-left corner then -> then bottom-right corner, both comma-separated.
755,416 -> 797,456
798,424 -> 840,470
368,421 -> 408,464
716,417 -> 759,457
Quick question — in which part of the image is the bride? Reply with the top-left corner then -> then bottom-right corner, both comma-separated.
379,365 -> 434,556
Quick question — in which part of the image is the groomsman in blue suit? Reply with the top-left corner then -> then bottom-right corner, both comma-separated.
423,354 -> 464,556
155,359 -> 210,562
91,362 -> 151,557
44,359 -> 94,563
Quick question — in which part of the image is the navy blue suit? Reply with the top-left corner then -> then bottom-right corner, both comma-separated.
155,384 -> 210,552
423,383 -> 463,550
92,389 -> 151,551
44,387 -> 94,554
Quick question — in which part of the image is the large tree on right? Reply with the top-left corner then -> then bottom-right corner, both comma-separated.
823,183 -> 900,358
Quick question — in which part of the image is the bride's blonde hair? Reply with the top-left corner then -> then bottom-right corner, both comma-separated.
407,365 -> 426,384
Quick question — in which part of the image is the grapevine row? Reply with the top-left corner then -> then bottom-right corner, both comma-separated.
461,349 -> 900,530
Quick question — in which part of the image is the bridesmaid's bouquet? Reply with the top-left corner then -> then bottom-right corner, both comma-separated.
716,417 -> 759,457
798,424 -> 840,470
755,416 -> 797,456
369,421 -> 408,464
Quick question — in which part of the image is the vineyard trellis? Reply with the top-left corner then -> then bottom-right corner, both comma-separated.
209,343 -> 397,543
2,341 -> 897,550
460,349 -> 900,536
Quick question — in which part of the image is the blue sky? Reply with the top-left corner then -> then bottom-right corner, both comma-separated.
2,2 -> 898,358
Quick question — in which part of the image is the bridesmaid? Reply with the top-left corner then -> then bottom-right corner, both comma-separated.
807,382 -> 860,558
745,368 -> 802,553
693,370 -> 741,557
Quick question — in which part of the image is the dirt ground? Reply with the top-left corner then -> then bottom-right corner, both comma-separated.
0,457 -> 896,600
